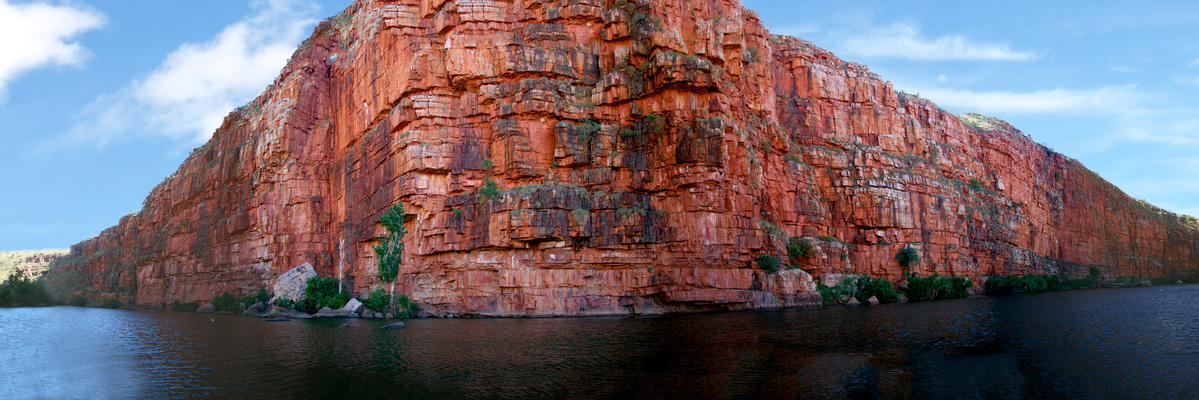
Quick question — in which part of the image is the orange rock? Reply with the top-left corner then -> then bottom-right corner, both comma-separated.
42,0 -> 1199,316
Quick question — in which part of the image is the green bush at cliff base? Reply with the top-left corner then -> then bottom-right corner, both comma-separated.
293,276 -> 349,313
69,296 -> 88,307
904,272 -> 971,302
985,274 -> 1063,295
817,275 -> 901,306
1022,274 -> 1061,293
816,282 -> 845,306
854,275 -> 902,304
237,287 -> 271,307
756,255 -> 781,274
212,292 -> 239,313
395,294 -> 419,319
360,288 -> 390,312
169,299 -> 200,312
101,298 -> 122,309
984,275 -> 1024,295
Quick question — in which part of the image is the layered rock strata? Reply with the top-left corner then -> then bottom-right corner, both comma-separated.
43,0 -> 1199,316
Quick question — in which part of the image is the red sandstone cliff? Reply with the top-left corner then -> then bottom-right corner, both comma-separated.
43,0 -> 1199,316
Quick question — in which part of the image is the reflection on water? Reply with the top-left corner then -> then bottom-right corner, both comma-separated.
2,285 -> 1198,399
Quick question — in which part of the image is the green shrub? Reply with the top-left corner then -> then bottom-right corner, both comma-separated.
815,277 -> 865,306
1149,277 -> 1176,286
854,275 -> 901,304
1021,275 -> 1061,293
1062,276 -> 1101,290
896,248 -> 920,268
969,178 -> 982,191
395,294 -> 420,319
360,288 -> 391,312
0,269 -> 51,307
643,114 -> 665,134
169,300 -> 199,312
478,178 -> 499,203
101,298 -> 122,309
816,282 -> 846,306
576,119 -> 601,140
904,272 -> 971,302
787,238 -> 813,262
69,296 -> 88,307
276,296 -> 295,310
237,287 -> 271,307
985,275 -> 1024,295
249,287 -> 271,304
295,276 -> 348,313
212,292 -> 239,312
756,255 -> 781,274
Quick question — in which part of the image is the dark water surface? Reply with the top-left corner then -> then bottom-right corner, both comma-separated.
3,285 -> 1198,399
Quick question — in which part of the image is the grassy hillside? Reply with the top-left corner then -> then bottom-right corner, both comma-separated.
0,249 -> 68,282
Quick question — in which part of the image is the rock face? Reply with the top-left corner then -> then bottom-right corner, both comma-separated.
43,0 -> 1199,316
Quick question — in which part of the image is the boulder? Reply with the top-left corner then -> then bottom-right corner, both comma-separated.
846,297 -> 861,306
867,296 -> 880,305
381,322 -> 406,330
339,298 -> 365,314
313,306 -> 355,318
279,309 -> 313,319
1139,280 -> 1152,287
196,303 -> 215,313
243,302 -> 268,317
270,262 -> 317,304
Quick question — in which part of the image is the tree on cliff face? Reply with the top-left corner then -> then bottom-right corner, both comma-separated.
373,203 -> 405,314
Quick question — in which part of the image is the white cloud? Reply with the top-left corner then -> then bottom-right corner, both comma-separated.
1173,76 -> 1199,87
68,0 -> 319,146
1188,59 -> 1199,68
910,85 -> 1141,114
0,1 -> 105,100
1109,66 -> 1140,73
842,23 -> 1036,61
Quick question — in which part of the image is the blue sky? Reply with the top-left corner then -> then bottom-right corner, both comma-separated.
1,0 -> 1197,251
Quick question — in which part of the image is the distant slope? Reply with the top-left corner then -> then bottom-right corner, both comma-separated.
1,249 -> 68,282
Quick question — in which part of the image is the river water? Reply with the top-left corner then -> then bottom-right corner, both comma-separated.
2,285 -> 1198,399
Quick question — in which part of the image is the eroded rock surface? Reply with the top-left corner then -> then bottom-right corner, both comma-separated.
43,0 -> 1199,316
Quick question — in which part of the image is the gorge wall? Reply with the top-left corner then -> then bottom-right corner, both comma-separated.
43,0 -> 1199,316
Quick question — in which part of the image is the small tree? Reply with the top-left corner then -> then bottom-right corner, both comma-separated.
756,255 -> 781,274
896,247 -> 920,269
373,203 -> 406,314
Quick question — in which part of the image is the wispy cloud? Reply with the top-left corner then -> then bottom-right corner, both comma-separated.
1109,66 -> 1140,73
66,0 -> 318,147
1173,75 -> 1199,87
841,23 -> 1036,61
0,1 -> 105,100
910,85 -> 1141,114
1188,59 -> 1199,68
